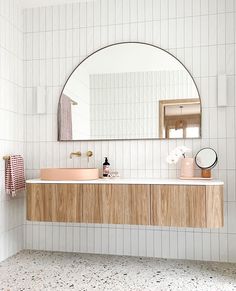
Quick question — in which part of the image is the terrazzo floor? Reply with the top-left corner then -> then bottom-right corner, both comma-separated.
0,251 -> 236,291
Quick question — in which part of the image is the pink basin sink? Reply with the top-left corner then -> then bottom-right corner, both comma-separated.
40,168 -> 99,181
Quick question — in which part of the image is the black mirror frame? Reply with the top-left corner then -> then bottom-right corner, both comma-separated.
195,147 -> 218,170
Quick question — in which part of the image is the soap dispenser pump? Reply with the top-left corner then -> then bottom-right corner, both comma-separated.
103,157 -> 110,177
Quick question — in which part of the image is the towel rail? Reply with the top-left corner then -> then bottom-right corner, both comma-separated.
3,155 -> 10,160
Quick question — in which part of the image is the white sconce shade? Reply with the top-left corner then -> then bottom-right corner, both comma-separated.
217,75 -> 227,107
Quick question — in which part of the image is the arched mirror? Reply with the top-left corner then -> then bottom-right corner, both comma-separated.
58,42 -> 201,141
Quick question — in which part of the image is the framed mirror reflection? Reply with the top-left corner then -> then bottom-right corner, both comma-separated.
159,98 -> 201,139
58,42 -> 201,141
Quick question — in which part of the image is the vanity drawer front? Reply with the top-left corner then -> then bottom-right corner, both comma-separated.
102,184 -> 128,225
53,184 -> 80,222
27,184 -> 82,222
27,183 -> 46,221
81,184 -> 150,225
206,185 -> 224,228
81,184 -> 103,223
127,185 -> 150,225
151,185 -> 206,228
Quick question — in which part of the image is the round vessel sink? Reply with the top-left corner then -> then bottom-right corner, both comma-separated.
40,168 -> 99,181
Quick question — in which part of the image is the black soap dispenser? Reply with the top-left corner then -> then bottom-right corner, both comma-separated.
103,157 -> 110,177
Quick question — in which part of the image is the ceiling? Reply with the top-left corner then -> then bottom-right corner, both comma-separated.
20,0 -> 94,9
165,104 -> 201,116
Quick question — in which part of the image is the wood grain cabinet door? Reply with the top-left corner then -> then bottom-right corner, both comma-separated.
102,184 -> 127,224
27,183 -> 46,221
151,185 -> 206,228
127,185 -> 150,225
27,183 -> 82,222
206,185 -> 224,227
185,185 -> 206,227
151,185 -> 186,227
52,184 -> 79,222
81,184 -> 103,223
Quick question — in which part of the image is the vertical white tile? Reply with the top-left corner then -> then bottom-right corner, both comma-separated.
228,234 -> 236,262
39,224 -> 46,250
45,224 -> 53,251
177,231 -> 186,259
80,227 -> 88,253
218,0 -> 226,13
73,227 -> 80,252
101,0 -> 108,25
87,227 -> 95,253
186,232 -> 194,260
193,232 -> 203,260
169,231 -> 178,259
131,227 -> 139,256
169,19 -> 176,48
116,228 -> 124,255
122,227 -> 130,256
218,14 -> 226,44
219,233 -> 228,262
94,227 -> 102,254
209,0 -> 217,14
52,225 -> 60,251
101,227 -> 109,254
226,13 -> 234,44
153,230 -> 162,258
32,224 -> 39,250
211,233 -> 220,261
176,18 -> 184,48
146,228 -> 154,257
202,232 -> 211,261
138,228 -> 146,256
66,226 -> 73,252
45,6 -> 53,30
226,44 -> 234,75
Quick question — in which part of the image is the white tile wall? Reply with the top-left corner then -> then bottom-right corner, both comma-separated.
0,0 -> 25,262
22,0 -> 236,262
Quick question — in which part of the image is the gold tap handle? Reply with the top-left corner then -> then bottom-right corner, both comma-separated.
87,151 -> 93,157
87,151 -> 93,163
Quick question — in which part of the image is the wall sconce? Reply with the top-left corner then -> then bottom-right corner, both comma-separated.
217,74 -> 227,107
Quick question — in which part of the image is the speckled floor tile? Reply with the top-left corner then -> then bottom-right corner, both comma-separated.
0,250 -> 236,291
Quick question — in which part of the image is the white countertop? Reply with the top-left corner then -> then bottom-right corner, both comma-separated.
26,178 -> 224,186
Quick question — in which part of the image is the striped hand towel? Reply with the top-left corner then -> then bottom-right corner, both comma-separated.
5,155 -> 26,197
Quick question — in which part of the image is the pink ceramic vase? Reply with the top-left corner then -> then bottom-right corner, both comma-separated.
180,157 -> 194,178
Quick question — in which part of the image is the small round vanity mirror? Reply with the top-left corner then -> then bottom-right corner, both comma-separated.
195,148 -> 218,178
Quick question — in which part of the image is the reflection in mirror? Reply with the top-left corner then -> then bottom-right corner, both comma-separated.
159,99 -> 201,139
58,42 -> 201,141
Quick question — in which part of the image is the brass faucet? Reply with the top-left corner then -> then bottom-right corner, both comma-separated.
69,151 -> 82,159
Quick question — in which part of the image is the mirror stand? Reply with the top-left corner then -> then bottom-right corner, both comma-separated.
201,169 -> 211,178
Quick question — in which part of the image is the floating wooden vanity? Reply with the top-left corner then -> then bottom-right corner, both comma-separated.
26,179 -> 224,228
